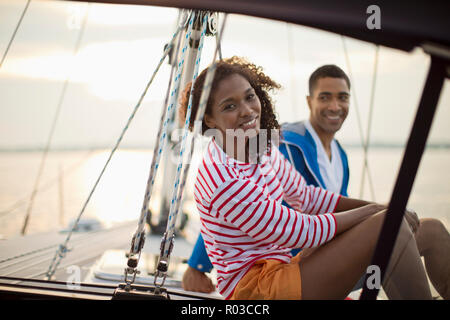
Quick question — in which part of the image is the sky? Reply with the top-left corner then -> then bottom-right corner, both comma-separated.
0,0 -> 449,150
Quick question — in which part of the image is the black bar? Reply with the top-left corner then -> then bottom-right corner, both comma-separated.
0,275 -> 220,300
360,56 -> 448,300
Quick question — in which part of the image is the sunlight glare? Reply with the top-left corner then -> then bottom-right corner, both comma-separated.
87,3 -> 178,26
79,150 -> 160,225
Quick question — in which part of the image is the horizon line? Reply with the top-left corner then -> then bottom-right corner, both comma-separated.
1,142 -> 450,152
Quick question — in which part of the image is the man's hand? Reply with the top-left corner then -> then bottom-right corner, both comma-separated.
182,266 -> 215,293
405,208 -> 420,233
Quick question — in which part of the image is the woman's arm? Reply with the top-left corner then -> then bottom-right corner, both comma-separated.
334,196 -> 376,212
335,197 -> 420,234
275,149 -> 341,215
209,177 -> 338,250
333,203 -> 386,235
276,147 -> 380,216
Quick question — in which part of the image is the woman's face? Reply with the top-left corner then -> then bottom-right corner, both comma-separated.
204,73 -> 261,144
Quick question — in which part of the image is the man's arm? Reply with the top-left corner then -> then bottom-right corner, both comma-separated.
182,234 -> 215,293
187,234 -> 213,273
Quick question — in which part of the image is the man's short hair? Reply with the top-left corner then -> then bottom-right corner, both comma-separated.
308,65 -> 351,95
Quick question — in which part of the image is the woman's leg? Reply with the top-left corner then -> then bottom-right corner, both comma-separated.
414,218 -> 450,299
299,210 -> 432,299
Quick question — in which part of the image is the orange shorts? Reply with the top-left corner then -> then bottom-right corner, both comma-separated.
230,252 -> 302,300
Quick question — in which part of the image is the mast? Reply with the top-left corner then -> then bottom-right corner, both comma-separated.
151,10 -> 208,234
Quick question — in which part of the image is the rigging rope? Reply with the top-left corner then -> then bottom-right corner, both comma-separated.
286,23 -> 300,120
359,45 -> 379,201
341,36 -> 376,201
164,11 -> 184,125
0,0 -> 30,69
44,18 -> 184,280
215,15 -> 223,60
20,3 -> 91,235
126,11 -> 197,260
160,12 -> 208,258
122,11 -> 204,288
154,13 -> 228,288
170,14 -> 227,246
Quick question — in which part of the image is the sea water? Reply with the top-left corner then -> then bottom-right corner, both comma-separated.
0,147 -> 449,239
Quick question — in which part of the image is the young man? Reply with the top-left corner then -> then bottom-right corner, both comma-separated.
182,65 -> 450,299
279,65 -> 350,196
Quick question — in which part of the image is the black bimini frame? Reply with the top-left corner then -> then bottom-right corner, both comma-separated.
360,52 -> 450,299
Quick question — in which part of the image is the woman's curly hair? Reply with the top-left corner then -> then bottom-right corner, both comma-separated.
178,56 -> 281,143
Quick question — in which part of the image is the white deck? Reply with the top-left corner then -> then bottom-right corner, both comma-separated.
83,233 -> 223,300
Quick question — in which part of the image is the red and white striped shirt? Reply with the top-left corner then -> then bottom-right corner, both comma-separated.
194,139 -> 341,299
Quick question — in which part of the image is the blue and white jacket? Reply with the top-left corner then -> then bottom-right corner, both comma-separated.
187,120 -> 349,273
278,121 -> 349,196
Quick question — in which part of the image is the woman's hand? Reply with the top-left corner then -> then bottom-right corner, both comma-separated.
182,266 -> 215,293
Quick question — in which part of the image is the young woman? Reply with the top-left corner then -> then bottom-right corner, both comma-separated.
178,56 -> 432,300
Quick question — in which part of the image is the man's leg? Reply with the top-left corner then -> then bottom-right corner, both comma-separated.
415,218 -> 450,299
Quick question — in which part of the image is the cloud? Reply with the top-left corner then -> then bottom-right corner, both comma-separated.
1,37 -> 174,101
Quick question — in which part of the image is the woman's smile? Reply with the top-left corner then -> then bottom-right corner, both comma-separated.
239,116 -> 259,130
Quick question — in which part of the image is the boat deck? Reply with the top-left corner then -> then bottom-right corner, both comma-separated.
0,221 -> 221,299
2,221 -> 438,300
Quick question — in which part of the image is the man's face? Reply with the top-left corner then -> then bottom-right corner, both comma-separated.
307,77 -> 350,135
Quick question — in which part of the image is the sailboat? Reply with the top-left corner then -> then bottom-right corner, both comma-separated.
0,0 -> 449,301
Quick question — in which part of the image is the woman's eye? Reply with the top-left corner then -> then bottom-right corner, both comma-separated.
223,104 -> 235,111
247,93 -> 255,100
